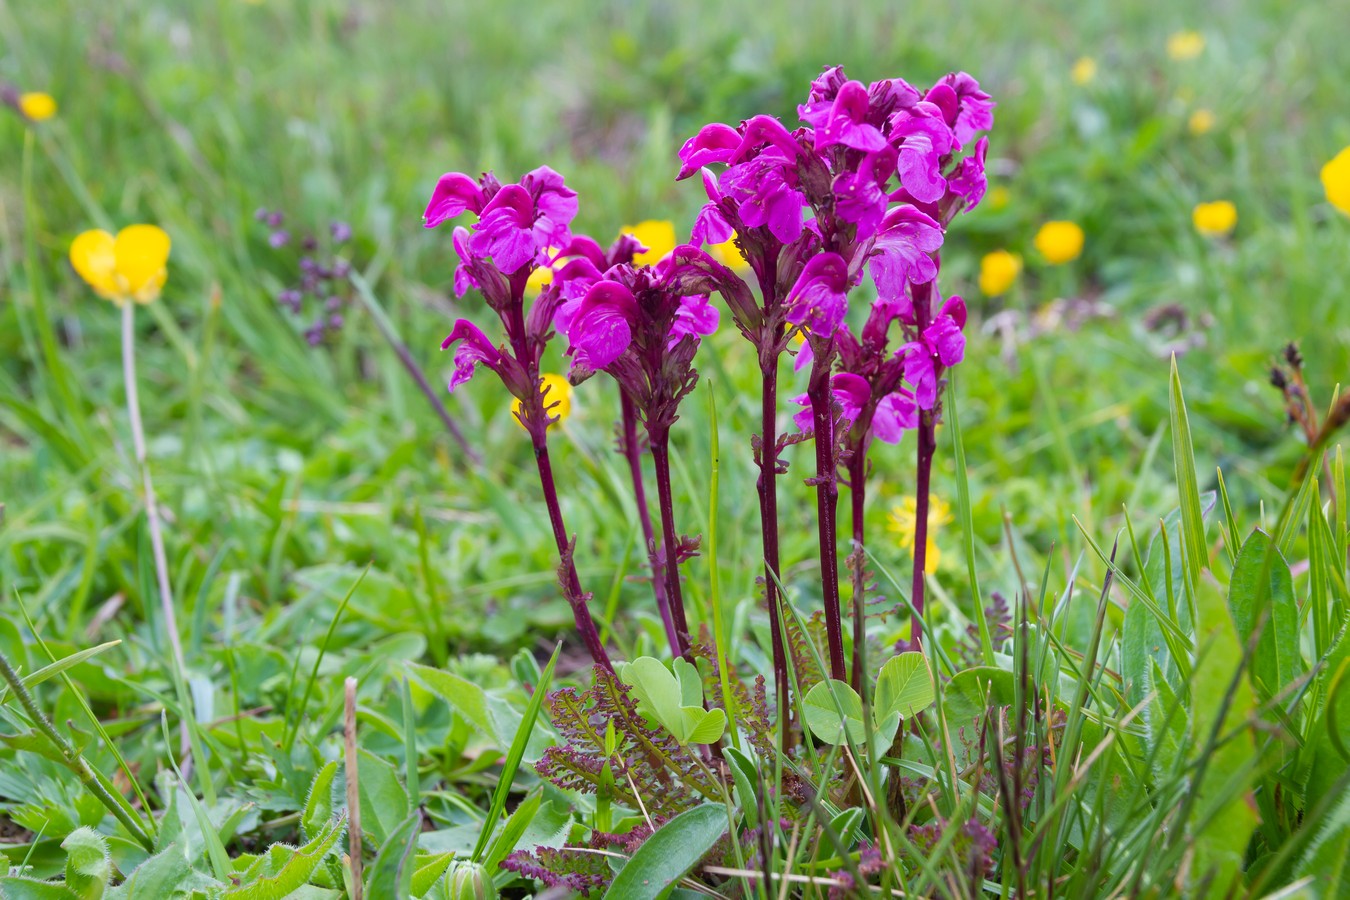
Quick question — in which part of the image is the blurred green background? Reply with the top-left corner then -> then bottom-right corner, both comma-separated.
2,0 -> 1348,664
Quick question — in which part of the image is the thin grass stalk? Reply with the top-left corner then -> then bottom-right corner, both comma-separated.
620,391 -> 680,656
806,343 -> 846,682
0,649 -> 155,851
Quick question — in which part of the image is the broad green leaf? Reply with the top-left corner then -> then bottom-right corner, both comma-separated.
602,804 -> 726,900
363,811 -> 421,900
1228,530 -> 1302,702
1189,574 -> 1258,895
106,841 -> 222,899
681,707 -> 726,745
723,747 -> 759,828
407,664 -> 493,741
0,878 -> 79,899
357,750 -> 411,845
942,667 -> 1015,735
474,643 -> 559,863
1169,357 -> 1209,582
803,679 -> 865,745
222,816 -> 345,899
672,658 -> 704,708
1297,789 -> 1350,896
874,652 -> 935,724
62,827 -> 110,900
302,762 -> 339,841
409,853 -> 454,897
622,657 -> 684,730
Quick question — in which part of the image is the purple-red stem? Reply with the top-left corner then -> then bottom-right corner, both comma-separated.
910,280 -> 937,650
847,446 -> 867,692
620,393 -> 680,657
807,349 -> 847,682
648,432 -> 692,658
758,361 -> 791,736
533,439 -> 613,671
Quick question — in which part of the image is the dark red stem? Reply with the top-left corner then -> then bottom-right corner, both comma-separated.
910,280 -> 937,650
758,361 -> 790,736
533,439 -> 613,671
648,431 -> 692,658
847,444 -> 867,691
621,393 -> 679,657
807,347 -> 846,682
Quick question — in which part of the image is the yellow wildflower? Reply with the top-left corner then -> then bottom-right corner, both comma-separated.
1192,200 -> 1237,237
709,236 -> 748,269
978,250 -> 1021,297
18,91 -> 57,122
1071,57 -> 1097,86
621,220 -> 678,266
511,373 -> 572,430
887,495 -> 953,574
524,246 -> 564,296
986,185 -> 1010,211
69,225 -> 171,305
1188,108 -> 1216,135
1167,31 -> 1205,61
1321,146 -> 1350,216
1033,221 -> 1084,265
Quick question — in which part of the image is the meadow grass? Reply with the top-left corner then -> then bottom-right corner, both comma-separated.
1,1 -> 1349,897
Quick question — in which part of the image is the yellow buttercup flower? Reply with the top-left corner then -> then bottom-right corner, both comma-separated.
1188,109 -> 1216,135
1033,221 -> 1084,265
887,494 -> 952,574
19,92 -> 57,122
621,220 -> 677,266
511,373 -> 572,430
1167,31 -> 1205,61
524,246 -> 564,296
1071,57 -> 1097,86
709,236 -> 748,269
1321,146 -> 1350,216
69,225 -> 171,305
978,250 -> 1021,297
1192,200 -> 1237,237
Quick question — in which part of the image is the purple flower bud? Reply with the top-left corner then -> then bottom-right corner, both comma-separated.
266,211 -> 285,228
299,256 -> 316,272
302,235 -> 318,252
268,230 -> 291,248
325,296 -> 342,312
332,258 -> 351,278
330,220 -> 352,243
305,325 -> 325,346
254,207 -> 269,222
328,314 -> 344,329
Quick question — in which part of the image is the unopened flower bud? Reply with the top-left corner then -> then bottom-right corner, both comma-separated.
331,220 -> 353,243
446,861 -> 496,900
1283,342 -> 1303,370
268,230 -> 291,248
1269,367 -> 1288,390
266,211 -> 285,228
302,235 -> 319,252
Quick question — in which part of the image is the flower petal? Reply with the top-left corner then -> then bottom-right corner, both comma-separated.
113,225 -> 171,302
69,229 -> 119,301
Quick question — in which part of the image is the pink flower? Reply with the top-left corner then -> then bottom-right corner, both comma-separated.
442,319 -> 506,391
785,253 -> 851,337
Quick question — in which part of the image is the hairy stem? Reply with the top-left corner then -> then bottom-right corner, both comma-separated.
847,445 -> 868,692
807,349 -> 846,682
649,431 -> 692,657
533,439 -> 613,671
910,280 -> 937,649
757,360 -> 790,738
0,649 -> 155,850
620,393 -> 679,657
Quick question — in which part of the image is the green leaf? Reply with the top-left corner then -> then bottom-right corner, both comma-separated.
482,790 -> 541,872
409,853 -> 454,897
602,804 -> 726,900
942,667 -> 1015,735
222,816 -> 345,899
874,652 -> 935,724
106,841 -> 222,899
681,707 -> 726,745
0,877 -> 79,899
1169,357 -> 1209,582
1227,530 -> 1303,702
723,747 -> 759,829
672,658 -> 704,709
1189,573 -> 1259,895
21,643 -> 121,690
302,762 -> 339,842
802,679 -> 865,745
620,656 -> 724,746
473,643 -> 559,863
363,811 -> 422,900
358,750 -> 411,846
1297,789 -> 1350,896
61,827 -> 110,900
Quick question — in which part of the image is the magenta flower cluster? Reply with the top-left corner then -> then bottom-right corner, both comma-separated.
421,63 -> 993,697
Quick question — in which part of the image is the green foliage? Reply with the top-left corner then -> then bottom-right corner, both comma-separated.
621,657 -> 726,746
601,804 -> 726,900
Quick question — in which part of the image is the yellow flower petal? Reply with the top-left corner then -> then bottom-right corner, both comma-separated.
1166,31 -> 1205,61
1192,200 -> 1237,237
1322,146 -> 1350,216
511,373 -> 573,431
1033,221 -> 1085,265
1188,108 -> 1216,136
978,250 -> 1021,297
709,236 -> 748,269
1071,57 -> 1097,86
113,225 -> 171,303
19,92 -> 57,122
69,230 -> 120,301
622,220 -> 678,267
